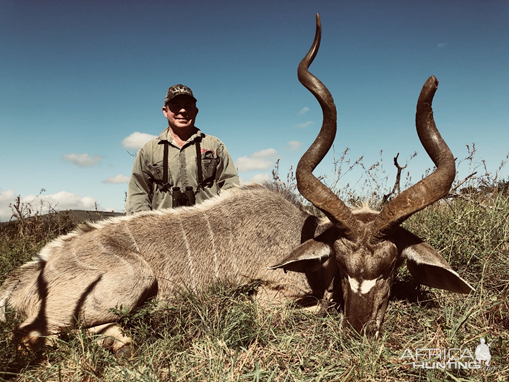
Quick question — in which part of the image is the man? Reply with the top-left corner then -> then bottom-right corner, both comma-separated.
126,84 -> 239,214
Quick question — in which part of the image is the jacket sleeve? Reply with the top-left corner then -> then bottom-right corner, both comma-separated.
216,142 -> 239,190
125,148 -> 153,215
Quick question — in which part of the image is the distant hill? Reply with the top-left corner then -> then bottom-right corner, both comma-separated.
61,210 -> 125,222
0,210 -> 125,227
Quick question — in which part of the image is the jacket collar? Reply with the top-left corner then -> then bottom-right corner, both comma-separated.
158,127 -> 203,146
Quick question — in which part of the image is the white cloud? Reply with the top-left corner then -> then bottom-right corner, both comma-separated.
437,42 -> 448,49
122,132 -> 157,150
0,189 -> 17,221
103,174 -> 130,184
249,173 -> 272,184
62,153 -> 102,167
287,140 -> 303,150
235,148 -> 278,173
252,148 -> 277,158
298,107 -> 310,115
0,190 -> 100,222
0,189 -> 16,203
296,121 -> 314,128
238,173 -> 272,185
29,191 -> 98,210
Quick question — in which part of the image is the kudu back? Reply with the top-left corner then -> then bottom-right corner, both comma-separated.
0,15 -> 473,350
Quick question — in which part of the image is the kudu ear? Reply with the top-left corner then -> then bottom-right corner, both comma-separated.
395,227 -> 475,294
268,228 -> 336,273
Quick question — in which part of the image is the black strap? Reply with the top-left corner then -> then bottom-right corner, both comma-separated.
161,141 -> 170,192
195,138 -> 203,189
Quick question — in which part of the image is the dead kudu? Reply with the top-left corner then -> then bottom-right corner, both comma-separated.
0,15 -> 473,352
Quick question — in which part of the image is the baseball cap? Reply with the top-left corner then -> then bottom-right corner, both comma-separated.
164,84 -> 197,104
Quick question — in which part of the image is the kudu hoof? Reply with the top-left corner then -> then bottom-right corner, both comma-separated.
114,345 -> 133,359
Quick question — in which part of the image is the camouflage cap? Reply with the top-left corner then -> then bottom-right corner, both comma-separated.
164,84 -> 197,105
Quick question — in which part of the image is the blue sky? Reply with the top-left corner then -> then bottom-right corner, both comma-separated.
1,0 -> 508,220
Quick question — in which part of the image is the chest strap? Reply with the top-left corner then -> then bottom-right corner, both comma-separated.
161,137 -> 204,192
161,141 -> 171,192
195,138 -> 203,189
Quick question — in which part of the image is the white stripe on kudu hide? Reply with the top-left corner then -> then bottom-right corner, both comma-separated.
72,246 -> 98,270
220,203 -> 239,278
124,224 -> 141,254
201,212 -> 219,279
347,275 -> 377,295
178,215 -> 197,292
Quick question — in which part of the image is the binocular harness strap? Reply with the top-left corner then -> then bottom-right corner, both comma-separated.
161,137 -> 204,193
161,141 -> 171,192
195,138 -> 203,190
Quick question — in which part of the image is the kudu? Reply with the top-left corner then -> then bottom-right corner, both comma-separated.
0,15 -> 472,352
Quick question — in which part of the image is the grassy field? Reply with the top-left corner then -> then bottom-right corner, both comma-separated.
1,165 -> 508,381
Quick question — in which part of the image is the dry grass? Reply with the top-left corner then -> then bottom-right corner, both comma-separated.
1,148 -> 508,381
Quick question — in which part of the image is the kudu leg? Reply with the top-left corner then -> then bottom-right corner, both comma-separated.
14,249 -> 157,354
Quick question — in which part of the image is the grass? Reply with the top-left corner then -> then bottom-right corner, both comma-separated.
1,150 -> 508,381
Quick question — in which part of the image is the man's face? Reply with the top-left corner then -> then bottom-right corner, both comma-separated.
162,95 -> 199,131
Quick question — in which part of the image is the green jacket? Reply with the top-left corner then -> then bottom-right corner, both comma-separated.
126,128 -> 239,215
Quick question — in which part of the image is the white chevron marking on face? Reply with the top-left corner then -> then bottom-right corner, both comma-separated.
347,275 -> 378,295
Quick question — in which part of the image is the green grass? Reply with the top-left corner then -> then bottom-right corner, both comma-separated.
1,172 -> 508,381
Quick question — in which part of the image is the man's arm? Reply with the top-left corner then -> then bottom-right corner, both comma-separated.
216,142 -> 239,190
125,148 -> 153,215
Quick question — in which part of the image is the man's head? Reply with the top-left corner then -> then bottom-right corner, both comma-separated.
162,84 -> 199,133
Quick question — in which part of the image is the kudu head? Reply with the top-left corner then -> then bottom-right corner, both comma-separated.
270,14 -> 473,335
